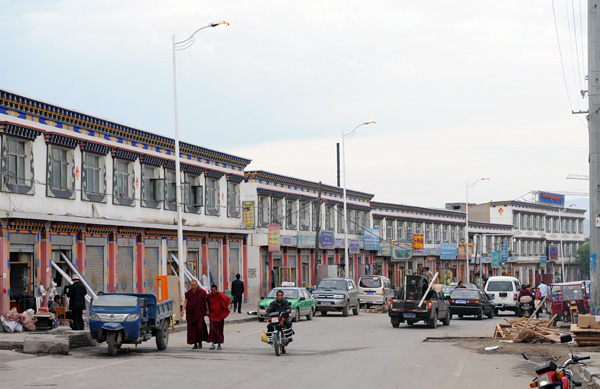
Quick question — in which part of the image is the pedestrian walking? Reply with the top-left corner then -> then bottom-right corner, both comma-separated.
207,284 -> 231,350
65,275 -> 86,330
182,280 -> 209,349
231,274 -> 244,314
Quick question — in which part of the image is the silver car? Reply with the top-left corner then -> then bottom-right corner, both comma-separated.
313,278 -> 360,317
358,275 -> 395,307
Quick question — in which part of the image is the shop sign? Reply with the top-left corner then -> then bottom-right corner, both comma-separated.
549,244 -> 559,260
297,233 -> 315,248
335,239 -> 344,249
501,243 -> 508,263
482,256 -> 492,264
491,252 -> 501,267
392,243 -> 412,261
440,243 -> 458,260
364,228 -> 381,251
319,231 -> 335,249
358,240 -> 364,249
350,240 -> 360,254
378,241 -> 391,257
538,191 -> 565,206
412,234 -> 424,255
540,256 -> 548,267
508,256 -> 518,263
243,201 -> 255,229
268,224 -> 281,252
457,243 -> 474,259
280,235 -> 297,247
423,247 -> 440,256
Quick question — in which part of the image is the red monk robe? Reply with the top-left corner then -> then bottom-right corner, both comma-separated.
184,287 -> 208,347
207,291 -> 231,344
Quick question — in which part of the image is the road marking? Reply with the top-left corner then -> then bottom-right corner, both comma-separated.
448,352 -> 468,388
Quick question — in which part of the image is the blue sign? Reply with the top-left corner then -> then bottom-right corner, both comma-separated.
540,256 -> 548,267
491,252 -> 501,267
350,240 -> 360,254
501,243 -> 508,263
549,244 -> 559,261
538,191 -> 565,206
319,231 -> 334,249
440,243 -> 458,260
364,228 -> 381,251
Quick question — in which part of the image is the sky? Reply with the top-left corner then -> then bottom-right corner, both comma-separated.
0,1 -> 591,209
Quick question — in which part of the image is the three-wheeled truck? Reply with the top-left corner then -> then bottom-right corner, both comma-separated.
89,293 -> 173,356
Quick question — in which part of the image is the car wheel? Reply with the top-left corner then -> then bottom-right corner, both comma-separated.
155,320 -> 169,350
487,308 -> 494,319
442,310 -> 451,326
292,309 -> 300,323
353,304 -> 359,316
320,310 -> 328,316
342,303 -> 349,317
477,308 -> 484,320
428,311 -> 438,328
306,308 -> 314,321
493,309 -> 499,316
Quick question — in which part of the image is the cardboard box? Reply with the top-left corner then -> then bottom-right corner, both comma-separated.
577,314 -> 600,329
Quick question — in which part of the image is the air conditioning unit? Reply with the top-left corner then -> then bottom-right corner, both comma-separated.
151,179 -> 164,201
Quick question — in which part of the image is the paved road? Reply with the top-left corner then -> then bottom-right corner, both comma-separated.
0,311 -> 536,388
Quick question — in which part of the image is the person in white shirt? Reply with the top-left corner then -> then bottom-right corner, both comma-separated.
538,281 -> 550,298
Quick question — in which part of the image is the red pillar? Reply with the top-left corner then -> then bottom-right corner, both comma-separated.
108,233 -> 118,292
75,232 -> 85,274
242,241 -> 248,299
136,235 -> 144,293
201,238 -> 208,279
0,226 -> 8,317
39,229 -> 51,308
222,239 -> 229,290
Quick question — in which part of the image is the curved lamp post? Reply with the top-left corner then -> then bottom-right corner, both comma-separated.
342,121 -> 375,280
172,21 -> 229,304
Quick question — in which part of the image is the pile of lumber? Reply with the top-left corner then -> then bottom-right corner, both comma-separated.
493,315 -> 563,343
571,324 -> 600,346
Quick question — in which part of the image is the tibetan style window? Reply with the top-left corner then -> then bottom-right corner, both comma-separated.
513,213 -> 519,228
141,165 -> 163,208
337,207 -> 345,234
205,177 -> 220,216
113,158 -> 135,206
183,173 -> 202,212
227,181 -> 241,218
442,225 -> 448,242
3,136 -> 34,194
286,198 -> 297,230
164,169 -> 177,211
325,205 -> 335,231
546,217 -> 550,232
396,222 -> 403,242
386,219 -> 394,241
258,196 -> 270,227
406,223 -> 413,240
47,145 -> 75,199
434,225 -> 440,243
272,197 -> 283,225
82,152 -> 107,203
299,200 -> 310,231
312,199 -> 319,231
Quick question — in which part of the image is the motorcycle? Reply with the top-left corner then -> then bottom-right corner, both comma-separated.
522,333 -> 589,388
520,296 -> 534,318
265,311 -> 293,356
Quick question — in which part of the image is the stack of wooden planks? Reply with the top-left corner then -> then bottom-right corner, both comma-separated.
570,324 -> 600,346
493,315 -> 563,343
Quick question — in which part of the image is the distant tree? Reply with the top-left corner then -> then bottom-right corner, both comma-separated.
576,241 -> 590,276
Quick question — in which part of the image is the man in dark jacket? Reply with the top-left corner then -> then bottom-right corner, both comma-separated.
231,274 -> 244,314
66,275 -> 87,330
266,290 -> 293,331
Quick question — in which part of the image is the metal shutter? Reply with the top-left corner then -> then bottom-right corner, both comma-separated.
208,241 -> 220,288
118,247 -> 134,293
145,247 -> 159,293
85,246 -> 105,293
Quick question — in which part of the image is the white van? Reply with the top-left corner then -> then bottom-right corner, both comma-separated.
358,275 -> 395,307
484,276 -> 521,315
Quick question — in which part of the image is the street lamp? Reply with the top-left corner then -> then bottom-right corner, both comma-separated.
342,121 -> 375,280
172,21 -> 229,303
464,178 -> 490,284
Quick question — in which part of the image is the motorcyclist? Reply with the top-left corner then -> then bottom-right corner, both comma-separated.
265,290 -> 293,339
519,284 -> 535,316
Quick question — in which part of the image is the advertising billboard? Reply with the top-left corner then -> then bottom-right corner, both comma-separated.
538,192 -> 565,206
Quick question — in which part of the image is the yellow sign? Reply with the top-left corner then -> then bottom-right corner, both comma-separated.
243,201 -> 255,229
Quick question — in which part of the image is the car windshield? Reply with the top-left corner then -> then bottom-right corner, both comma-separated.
450,290 -> 480,299
359,278 -> 381,288
92,295 -> 138,307
486,281 -> 513,292
317,279 -> 347,291
442,286 -> 455,293
266,289 -> 299,299
562,285 -> 583,300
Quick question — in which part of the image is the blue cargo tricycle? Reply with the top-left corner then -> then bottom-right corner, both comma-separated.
89,293 -> 174,356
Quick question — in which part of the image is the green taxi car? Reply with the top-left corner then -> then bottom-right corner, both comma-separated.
257,287 -> 316,322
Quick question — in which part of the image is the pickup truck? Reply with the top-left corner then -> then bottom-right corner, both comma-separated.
387,275 -> 451,328
89,293 -> 173,356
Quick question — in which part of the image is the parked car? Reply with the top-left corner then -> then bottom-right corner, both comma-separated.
257,287 -> 316,322
448,288 -> 494,320
484,276 -> 522,316
313,278 -> 360,317
358,275 -> 395,307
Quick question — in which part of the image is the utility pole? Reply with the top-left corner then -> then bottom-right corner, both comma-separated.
314,181 -> 322,287
336,143 -> 341,187
590,0 -> 600,313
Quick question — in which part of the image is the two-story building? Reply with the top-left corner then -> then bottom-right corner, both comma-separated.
0,89 -> 252,316
243,171 -> 374,299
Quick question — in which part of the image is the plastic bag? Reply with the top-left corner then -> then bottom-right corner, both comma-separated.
23,309 -> 35,320
260,332 -> 268,343
20,314 -> 36,331
6,307 -> 20,322
13,322 -> 23,333
1,317 -> 17,333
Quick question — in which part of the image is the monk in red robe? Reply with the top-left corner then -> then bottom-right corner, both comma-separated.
207,284 -> 231,350
182,280 -> 208,349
